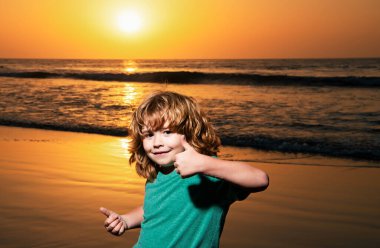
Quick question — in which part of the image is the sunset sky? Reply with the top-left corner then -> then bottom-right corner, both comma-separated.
0,0 -> 379,59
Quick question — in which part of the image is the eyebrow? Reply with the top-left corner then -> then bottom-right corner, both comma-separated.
141,125 -> 170,134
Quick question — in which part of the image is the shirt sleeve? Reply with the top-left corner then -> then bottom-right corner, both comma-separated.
204,175 -> 250,204
204,156 -> 250,203
226,182 -> 250,202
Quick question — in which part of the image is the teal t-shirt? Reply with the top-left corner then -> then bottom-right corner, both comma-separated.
134,170 -> 248,248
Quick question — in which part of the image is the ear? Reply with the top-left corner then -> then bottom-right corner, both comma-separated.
181,135 -> 192,151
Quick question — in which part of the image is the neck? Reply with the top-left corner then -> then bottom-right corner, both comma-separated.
158,162 -> 175,174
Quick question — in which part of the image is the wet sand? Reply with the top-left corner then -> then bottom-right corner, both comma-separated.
0,126 -> 379,248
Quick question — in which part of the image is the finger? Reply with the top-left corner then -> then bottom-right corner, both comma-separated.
112,222 -> 123,234
119,224 -> 125,235
109,217 -> 121,229
100,207 -> 111,217
181,135 -> 193,150
106,219 -> 119,231
104,216 -> 115,227
105,214 -> 119,227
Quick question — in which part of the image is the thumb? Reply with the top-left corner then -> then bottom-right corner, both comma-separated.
99,207 -> 111,217
181,135 -> 193,151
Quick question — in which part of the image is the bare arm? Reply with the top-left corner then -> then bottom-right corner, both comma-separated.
100,206 -> 144,236
120,206 -> 144,229
174,136 -> 269,194
197,156 -> 269,193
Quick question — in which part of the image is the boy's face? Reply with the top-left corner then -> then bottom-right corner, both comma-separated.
142,124 -> 185,167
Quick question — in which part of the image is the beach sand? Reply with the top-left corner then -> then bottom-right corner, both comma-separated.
0,126 -> 379,248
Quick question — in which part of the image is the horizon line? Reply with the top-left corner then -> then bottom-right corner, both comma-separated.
0,56 -> 379,60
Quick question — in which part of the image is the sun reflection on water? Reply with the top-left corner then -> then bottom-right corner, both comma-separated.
123,84 -> 139,106
125,67 -> 137,73
119,138 -> 131,159
123,60 -> 138,74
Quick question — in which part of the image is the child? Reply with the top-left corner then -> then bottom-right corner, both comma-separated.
100,91 -> 269,247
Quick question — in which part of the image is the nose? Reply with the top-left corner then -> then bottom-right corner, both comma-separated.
152,133 -> 163,148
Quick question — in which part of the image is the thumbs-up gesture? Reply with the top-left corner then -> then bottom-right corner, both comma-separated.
100,207 -> 128,236
174,136 -> 206,178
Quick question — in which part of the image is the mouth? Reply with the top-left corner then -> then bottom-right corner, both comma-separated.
152,150 -> 171,155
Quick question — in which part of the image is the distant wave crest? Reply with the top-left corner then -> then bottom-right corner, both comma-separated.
1,71 -> 380,87
0,119 -> 128,137
220,134 -> 380,161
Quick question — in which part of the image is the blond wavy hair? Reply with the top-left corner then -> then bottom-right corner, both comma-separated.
128,91 -> 221,181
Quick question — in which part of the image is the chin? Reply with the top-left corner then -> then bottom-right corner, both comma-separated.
157,160 -> 173,166
149,157 -> 172,166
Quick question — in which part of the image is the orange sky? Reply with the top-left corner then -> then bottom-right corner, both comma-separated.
0,0 -> 379,59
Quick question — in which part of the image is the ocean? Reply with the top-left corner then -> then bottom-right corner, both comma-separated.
1,58 -> 380,160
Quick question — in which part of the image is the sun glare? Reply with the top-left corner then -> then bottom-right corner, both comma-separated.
117,11 -> 142,33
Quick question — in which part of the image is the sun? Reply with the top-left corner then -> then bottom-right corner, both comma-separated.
116,10 -> 142,33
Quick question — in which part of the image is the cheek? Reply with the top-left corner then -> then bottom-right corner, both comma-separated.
142,139 -> 150,152
167,135 -> 183,150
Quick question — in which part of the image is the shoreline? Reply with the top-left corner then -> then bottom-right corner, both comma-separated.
0,126 -> 379,247
1,124 -> 379,163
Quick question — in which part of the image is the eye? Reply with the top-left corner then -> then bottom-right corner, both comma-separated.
142,132 -> 154,139
163,130 -> 172,135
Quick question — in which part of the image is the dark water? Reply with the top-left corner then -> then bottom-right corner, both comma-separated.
1,59 -> 380,160
1,58 -> 380,86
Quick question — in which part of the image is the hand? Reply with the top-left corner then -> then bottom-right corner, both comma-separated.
174,136 -> 206,178
100,207 -> 128,236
